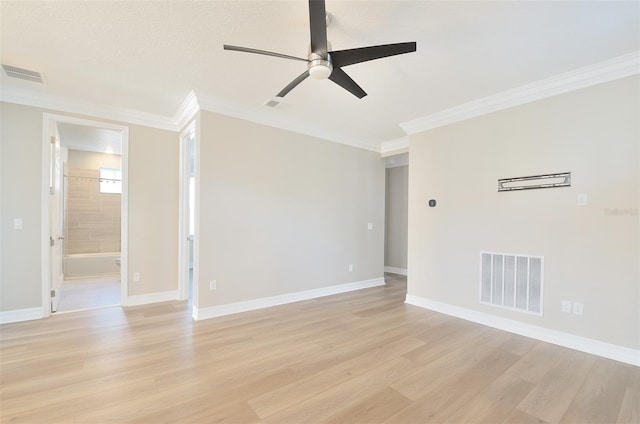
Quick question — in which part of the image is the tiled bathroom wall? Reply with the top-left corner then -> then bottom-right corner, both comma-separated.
65,167 -> 121,254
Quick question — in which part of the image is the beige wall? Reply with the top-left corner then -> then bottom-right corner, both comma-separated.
385,165 -> 408,269
1,103 -> 44,310
408,76 -> 639,349
197,111 -> 385,308
127,124 -> 179,296
0,102 -> 179,312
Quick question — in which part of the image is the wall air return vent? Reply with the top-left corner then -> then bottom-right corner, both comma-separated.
2,64 -> 45,83
480,252 -> 543,316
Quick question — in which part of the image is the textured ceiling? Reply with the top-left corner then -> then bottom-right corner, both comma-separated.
1,1 -> 638,149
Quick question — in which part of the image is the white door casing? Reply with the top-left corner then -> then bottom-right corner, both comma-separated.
41,113 -> 129,315
49,130 -> 63,312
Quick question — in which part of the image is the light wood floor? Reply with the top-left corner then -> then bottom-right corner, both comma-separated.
1,274 -> 638,423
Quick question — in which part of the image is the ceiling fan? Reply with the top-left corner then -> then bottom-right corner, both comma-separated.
223,0 -> 416,100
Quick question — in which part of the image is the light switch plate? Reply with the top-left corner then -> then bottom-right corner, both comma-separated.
13,218 -> 23,230
577,193 -> 587,206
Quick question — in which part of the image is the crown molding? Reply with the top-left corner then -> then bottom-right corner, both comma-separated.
380,136 -> 409,154
0,86 -> 177,131
6,51 -> 636,149
0,85 -> 379,151
400,51 -> 640,135
193,91 -> 379,152
173,90 -> 200,131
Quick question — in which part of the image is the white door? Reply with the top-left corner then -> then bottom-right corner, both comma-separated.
49,134 -> 64,312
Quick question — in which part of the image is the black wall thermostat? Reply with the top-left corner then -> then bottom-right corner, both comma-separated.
428,199 -> 436,207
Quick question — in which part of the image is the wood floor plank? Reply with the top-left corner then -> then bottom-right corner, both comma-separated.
1,274 -> 636,424
442,374 -> 535,423
503,408 -> 550,424
258,356 -> 419,423
560,357 -> 631,423
390,328 -> 514,401
247,336 -> 424,418
617,385 -> 640,424
386,347 -> 523,423
517,349 -> 597,423
322,387 -> 412,424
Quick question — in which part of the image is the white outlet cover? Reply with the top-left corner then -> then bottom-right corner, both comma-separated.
367,223 -> 373,230
573,302 -> 584,315
348,264 -> 353,272
561,300 -> 572,313
210,280 -> 217,290
133,272 -> 140,282
13,218 -> 23,230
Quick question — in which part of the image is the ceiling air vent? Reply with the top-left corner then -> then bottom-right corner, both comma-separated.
2,64 -> 45,83
263,97 -> 288,108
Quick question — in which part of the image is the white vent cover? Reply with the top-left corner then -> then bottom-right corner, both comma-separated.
263,97 -> 287,108
480,252 -> 543,316
2,64 -> 45,83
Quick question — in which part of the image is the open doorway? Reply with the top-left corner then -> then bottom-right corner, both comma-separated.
384,153 -> 408,277
42,114 -> 129,315
178,122 -> 197,311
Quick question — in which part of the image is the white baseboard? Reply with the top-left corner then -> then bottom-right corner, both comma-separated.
194,277 -> 385,321
0,307 -> 45,324
125,290 -> 179,307
405,294 -> 640,367
384,266 -> 407,276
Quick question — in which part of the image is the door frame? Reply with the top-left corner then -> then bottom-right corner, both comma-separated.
41,113 -> 130,316
178,120 -> 198,315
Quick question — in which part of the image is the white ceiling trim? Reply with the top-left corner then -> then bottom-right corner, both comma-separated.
173,90 -> 200,132
192,91 -> 380,152
380,136 -> 409,154
3,50 -> 637,152
0,85 -> 177,131
0,85 -> 379,152
400,50 -> 640,135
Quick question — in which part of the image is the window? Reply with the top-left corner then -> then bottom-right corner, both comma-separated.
99,168 -> 122,194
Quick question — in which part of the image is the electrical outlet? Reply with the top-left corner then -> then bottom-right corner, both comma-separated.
367,223 -> 373,230
133,272 -> 140,282
209,280 -> 217,290
573,302 -> 584,316
348,264 -> 353,272
561,300 -> 572,313
13,218 -> 23,230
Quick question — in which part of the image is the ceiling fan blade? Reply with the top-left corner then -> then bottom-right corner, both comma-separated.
309,0 -> 328,55
276,70 -> 311,97
330,42 -> 417,68
223,45 -> 309,62
328,68 -> 367,99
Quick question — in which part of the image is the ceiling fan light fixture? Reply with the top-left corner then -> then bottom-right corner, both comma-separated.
308,53 -> 333,79
308,62 -> 332,79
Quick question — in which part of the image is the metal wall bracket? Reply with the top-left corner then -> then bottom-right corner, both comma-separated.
498,172 -> 571,192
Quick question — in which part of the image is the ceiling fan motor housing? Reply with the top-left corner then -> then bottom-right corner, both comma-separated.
308,52 -> 333,79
